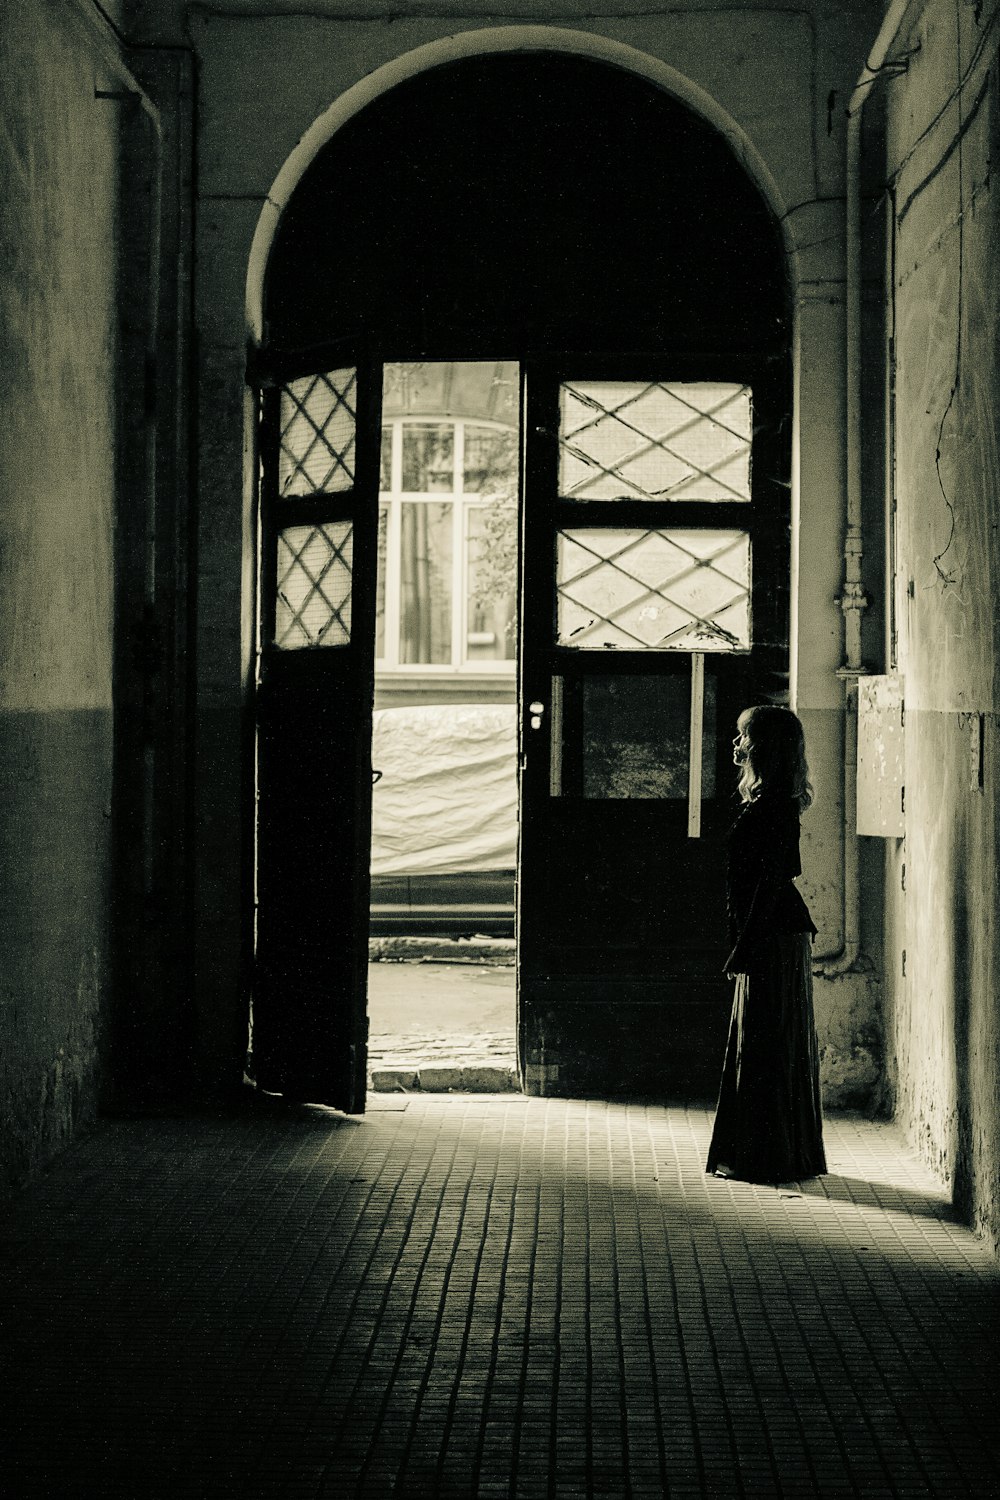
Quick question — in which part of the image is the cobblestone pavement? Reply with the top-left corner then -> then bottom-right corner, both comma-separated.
367,958 -> 516,1091
2,1097 -> 999,1498
368,1030 -> 517,1092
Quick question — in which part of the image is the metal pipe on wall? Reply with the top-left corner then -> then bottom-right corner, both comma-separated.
815,0 -> 916,977
69,0 -> 173,989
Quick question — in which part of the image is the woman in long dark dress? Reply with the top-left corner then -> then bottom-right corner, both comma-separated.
706,705 -> 826,1183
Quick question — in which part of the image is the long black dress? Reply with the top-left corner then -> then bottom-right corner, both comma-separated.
705,791 -> 826,1183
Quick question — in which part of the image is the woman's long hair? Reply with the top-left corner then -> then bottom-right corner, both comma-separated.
735,704 -> 813,812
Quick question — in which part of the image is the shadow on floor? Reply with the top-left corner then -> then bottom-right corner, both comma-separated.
2,1099 -> 997,1498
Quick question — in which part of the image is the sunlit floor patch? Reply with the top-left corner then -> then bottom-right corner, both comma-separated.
367,956 -> 517,1090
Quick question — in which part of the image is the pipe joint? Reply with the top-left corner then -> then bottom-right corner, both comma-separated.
837,580 -> 870,616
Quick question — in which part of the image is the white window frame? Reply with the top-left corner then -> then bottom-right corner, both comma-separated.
377,415 -> 517,676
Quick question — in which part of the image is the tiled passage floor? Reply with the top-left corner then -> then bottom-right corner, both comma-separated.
2,1097 -> 999,1499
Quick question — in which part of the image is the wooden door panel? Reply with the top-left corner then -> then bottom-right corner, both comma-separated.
517,359 -> 785,1096
519,679 -> 743,962
251,353 -> 381,1111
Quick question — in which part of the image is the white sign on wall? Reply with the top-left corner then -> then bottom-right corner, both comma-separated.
857,675 -> 905,837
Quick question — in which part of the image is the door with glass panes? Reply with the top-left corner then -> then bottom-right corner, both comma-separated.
252,350 -> 381,1111
518,360 -> 787,1097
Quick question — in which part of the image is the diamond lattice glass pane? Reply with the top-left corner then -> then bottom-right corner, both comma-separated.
557,528 -> 750,651
275,522 -> 353,649
279,368 -> 357,496
559,381 -> 752,501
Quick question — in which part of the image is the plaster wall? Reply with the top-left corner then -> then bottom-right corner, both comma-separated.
136,0 -> 885,1103
794,288 -> 885,1111
883,0 -> 1000,1247
0,2 -> 121,1182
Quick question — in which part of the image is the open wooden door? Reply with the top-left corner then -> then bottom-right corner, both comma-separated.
518,358 -> 787,1097
251,349 -> 382,1110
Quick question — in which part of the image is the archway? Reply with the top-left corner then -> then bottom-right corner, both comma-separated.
245,26 -> 793,343
250,47 -> 793,1106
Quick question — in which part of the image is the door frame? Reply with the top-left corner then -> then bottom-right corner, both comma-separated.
244,343 -> 791,1102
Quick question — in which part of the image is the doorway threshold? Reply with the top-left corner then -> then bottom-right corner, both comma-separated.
369,1051 -> 518,1095
368,1021 -> 517,1093
368,940 -> 517,1093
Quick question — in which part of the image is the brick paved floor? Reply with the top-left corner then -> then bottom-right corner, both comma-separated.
2,1097 -> 999,1499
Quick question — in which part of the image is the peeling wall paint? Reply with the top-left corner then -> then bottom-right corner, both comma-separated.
858,676 -> 905,838
884,0 -> 1000,1250
0,2 -> 121,1183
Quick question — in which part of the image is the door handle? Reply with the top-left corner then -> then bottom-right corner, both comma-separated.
528,701 -> 545,730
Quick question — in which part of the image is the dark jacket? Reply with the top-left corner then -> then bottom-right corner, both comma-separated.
724,792 -> 816,974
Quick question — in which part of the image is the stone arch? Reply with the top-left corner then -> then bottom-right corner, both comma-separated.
245,24 -> 795,341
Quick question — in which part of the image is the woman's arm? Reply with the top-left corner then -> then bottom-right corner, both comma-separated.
724,869 -> 778,973
723,803 -> 800,973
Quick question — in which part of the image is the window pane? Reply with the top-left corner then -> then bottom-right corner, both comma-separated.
400,502 -> 453,663
559,381 -> 752,502
402,423 -> 454,492
581,675 -> 717,799
557,528 -> 750,651
380,425 -> 393,491
274,522 -> 352,649
464,425 -> 517,495
279,368 -> 357,496
466,506 -> 516,662
375,505 -> 388,659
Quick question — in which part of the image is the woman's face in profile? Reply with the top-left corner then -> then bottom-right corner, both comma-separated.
732,728 -> 752,766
